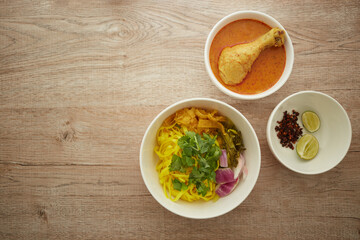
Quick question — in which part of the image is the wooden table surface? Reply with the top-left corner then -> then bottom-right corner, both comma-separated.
0,0 -> 359,239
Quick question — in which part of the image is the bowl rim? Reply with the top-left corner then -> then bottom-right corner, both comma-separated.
140,97 -> 261,219
204,10 -> 294,100
266,90 -> 352,175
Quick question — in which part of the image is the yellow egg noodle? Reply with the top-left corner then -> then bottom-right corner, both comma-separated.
154,108 -> 226,202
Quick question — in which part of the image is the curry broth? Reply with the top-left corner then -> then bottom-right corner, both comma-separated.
210,19 -> 286,95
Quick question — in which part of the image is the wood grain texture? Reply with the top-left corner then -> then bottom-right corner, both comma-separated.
0,0 -> 359,239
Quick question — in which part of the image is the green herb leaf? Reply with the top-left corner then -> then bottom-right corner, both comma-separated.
169,155 -> 186,173
185,131 -> 196,138
169,155 -> 181,171
189,167 -> 204,180
168,131 -> 221,196
178,135 -> 190,149
209,171 -> 216,182
196,182 -> 210,196
172,178 -> 188,191
182,146 -> 193,157
184,156 -> 195,167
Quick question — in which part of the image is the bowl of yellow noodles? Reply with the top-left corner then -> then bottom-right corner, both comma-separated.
140,98 -> 261,219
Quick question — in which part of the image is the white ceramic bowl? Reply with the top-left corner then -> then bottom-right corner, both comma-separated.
140,98 -> 261,219
266,91 -> 352,174
204,10 -> 294,100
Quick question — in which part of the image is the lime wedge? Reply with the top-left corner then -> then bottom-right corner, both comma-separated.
302,111 -> 320,133
296,134 -> 319,160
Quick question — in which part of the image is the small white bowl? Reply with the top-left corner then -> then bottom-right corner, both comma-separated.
204,10 -> 294,100
140,98 -> 261,219
266,91 -> 352,174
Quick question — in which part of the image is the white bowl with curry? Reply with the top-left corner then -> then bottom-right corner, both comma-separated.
204,11 -> 294,100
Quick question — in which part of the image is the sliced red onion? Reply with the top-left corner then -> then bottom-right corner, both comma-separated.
215,168 -> 234,184
215,178 -> 239,197
219,149 -> 228,167
233,153 -> 245,180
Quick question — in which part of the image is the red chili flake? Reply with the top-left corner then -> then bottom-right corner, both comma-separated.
275,110 -> 303,150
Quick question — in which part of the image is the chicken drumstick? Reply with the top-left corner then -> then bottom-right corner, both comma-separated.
218,27 -> 285,85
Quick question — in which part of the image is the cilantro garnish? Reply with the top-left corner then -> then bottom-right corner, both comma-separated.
172,178 -> 188,191
169,131 -> 221,196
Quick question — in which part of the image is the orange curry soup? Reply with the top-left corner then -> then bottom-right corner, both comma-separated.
210,19 -> 286,95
